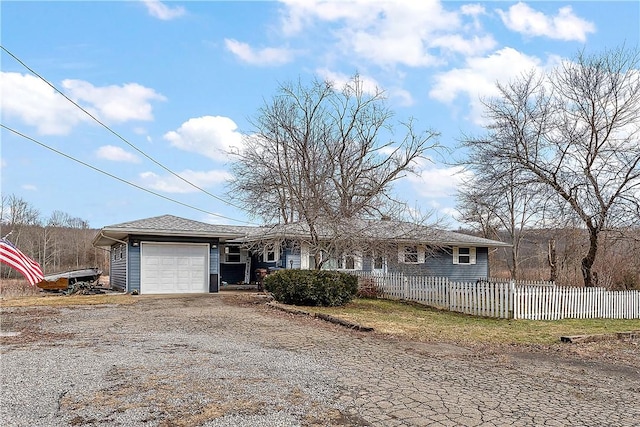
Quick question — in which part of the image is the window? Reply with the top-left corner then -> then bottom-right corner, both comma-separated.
453,247 -> 476,265
458,247 -> 470,264
344,255 -> 355,270
263,243 -> 279,262
373,256 -> 384,270
225,245 -> 241,263
404,246 -> 418,263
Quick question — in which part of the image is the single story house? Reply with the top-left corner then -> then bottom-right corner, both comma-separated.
93,214 -> 510,294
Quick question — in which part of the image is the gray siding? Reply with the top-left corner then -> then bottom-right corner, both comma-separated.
109,243 -> 127,291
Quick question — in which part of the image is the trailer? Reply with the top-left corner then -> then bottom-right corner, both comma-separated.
37,268 -> 103,294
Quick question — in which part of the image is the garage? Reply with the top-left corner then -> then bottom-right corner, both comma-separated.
140,242 -> 209,294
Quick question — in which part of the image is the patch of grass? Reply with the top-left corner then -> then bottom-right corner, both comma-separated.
0,293 -> 137,308
308,298 -> 640,345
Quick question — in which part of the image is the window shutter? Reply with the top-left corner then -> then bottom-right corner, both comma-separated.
398,246 -> 404,263
470,247 -> 476,265
418,245 -> 425,264
452,247 -> 459,265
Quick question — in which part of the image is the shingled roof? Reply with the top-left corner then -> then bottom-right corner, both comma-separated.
232,219 -> 510,248
93,215 -> 510,248
93,214 -> 260,247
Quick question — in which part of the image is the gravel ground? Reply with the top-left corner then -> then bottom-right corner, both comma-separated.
1,293 -> 639,426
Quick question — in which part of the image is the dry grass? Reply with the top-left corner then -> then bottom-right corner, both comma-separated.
0,278 -> 41,298
308,298 -> 640,345
1,293 -> 137,307
1,278 -> 135,307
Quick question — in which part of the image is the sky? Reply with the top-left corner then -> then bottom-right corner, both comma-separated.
1,0 -> 639,230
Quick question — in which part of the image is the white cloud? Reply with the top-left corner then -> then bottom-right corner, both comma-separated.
429,47 -> 545,124
315,69 -> 380,95
430,34 -> 497,57
497,2 -> 595,42
139,169 -> 231,193
96,145 -> 141,163
163,116 -> 243,161
460,4 -> 486,17
0,72 -> 88,135
224,39 -> 294,66
0,72 -> 165,135
405,165 -> 472,198
22,184 -> 37,191
278,0 -> 494,67
62,79 -> 166,123
142,0 -> 185,21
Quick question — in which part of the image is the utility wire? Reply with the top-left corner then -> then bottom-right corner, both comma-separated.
1,45 -> 246,211
1,124 -> 257,225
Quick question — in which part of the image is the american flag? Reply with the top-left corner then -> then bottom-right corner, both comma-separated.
0,238 -> 44,286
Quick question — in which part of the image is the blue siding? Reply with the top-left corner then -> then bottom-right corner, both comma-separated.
283,248 -> 301,269
362,257 -> 373,272
128,244 -> 141,293
110,243 -> 127,291
210,245 -> 219,274
386,247 -> 489,282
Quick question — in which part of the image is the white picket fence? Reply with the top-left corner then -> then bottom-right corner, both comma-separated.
353,272 -> 640,320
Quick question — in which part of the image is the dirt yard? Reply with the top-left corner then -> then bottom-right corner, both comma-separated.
1,292 -> 639,426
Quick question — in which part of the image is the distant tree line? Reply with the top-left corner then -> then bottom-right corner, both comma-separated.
0,194 -> 109,280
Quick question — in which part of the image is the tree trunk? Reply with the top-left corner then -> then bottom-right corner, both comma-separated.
581,230 -> 599,287
548,238 -> 557,282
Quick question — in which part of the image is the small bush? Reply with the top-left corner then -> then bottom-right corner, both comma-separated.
264,269 -> 358,307
356,277 -> 383,299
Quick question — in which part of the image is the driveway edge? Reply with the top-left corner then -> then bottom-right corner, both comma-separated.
267,302 -> 374,332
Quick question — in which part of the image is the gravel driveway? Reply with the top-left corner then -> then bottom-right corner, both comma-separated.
1,293 -> 639,427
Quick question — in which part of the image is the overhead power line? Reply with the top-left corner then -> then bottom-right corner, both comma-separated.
0,44 -> 245,211
1,124 -> 257,225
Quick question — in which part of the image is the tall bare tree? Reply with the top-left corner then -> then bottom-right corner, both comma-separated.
460,46 -> 640,287
229,74 -> 440,268
457,160 -> 543,280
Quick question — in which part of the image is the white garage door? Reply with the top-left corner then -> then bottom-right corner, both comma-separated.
140,243 -> 209,294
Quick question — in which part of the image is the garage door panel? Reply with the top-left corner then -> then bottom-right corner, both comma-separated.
141,243 -> 208,294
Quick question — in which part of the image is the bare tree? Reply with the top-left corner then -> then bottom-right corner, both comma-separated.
0,195 -> 41,279
457,161 -> 543,280
229,74 -> 440,268
460,46 -> 640,287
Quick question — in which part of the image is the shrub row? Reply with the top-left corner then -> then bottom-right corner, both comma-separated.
264,269 -> 358,306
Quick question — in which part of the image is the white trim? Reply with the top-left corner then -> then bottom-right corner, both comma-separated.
399,245 -> 424,264
263,242 -> 280,263
300,243 -> 310,270
371,254 -> 387,273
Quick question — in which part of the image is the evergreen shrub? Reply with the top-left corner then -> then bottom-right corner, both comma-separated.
264,269 -> 358,306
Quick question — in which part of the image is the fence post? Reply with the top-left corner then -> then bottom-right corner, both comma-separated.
510,281 -> 516,319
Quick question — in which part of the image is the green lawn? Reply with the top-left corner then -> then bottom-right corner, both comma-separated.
307,298 -> 640,345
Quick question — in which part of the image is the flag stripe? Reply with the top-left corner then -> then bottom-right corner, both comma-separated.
0,239 -> 44,286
